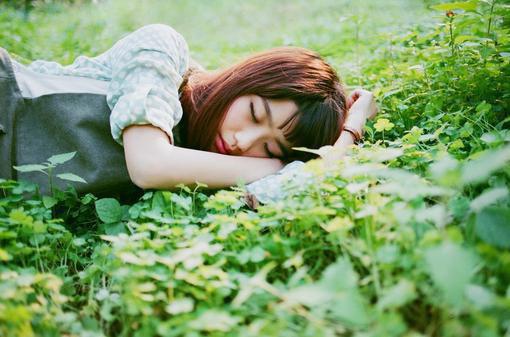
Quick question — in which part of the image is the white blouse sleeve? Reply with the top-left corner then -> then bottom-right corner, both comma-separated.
106,24 -> 189,145
245,160 -> 313,204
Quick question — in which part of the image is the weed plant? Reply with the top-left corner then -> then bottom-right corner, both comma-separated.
0,0 -> 509,336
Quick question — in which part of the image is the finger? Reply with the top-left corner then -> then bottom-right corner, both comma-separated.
348,90 -> 362,106
346,96 -> 354,110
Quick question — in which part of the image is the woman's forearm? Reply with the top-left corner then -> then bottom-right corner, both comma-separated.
333,128 -> 356,149
146,146 -> 284,190
332,88 -> 377,155
333,112 -> 365,152
123,125 -> 284,190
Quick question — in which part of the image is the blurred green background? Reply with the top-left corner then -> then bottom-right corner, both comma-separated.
1,0 -> 435,86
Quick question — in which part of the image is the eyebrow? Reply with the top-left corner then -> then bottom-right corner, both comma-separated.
261,97 -> 292,157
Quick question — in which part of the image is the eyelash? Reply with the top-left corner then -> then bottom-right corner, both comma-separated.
264,143 -> 275,158
250,101 -> 275,158
250,102 -> 258,123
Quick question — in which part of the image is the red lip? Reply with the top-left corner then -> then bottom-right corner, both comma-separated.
216,134 -> 231,155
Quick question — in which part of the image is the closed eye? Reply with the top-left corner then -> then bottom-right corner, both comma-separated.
250,101 -> 258,123
264,143 -> 275,158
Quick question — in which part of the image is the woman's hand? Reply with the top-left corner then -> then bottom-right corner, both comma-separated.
346,88 -> 378,122
323,89 -> 378,161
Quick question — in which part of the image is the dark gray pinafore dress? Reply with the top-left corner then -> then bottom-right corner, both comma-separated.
0,48 -> 182,200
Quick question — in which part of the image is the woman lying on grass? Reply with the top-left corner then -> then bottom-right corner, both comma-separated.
0,24 -> 377,203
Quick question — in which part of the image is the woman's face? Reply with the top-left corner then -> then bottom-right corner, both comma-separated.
211,94 -> 297,158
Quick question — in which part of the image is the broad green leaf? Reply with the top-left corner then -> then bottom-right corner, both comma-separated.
249,246 -> 266,263
448,195 -> 471,220
9,209 -> 33,226
358,147 -> 404,162
42,196 -> 58,209
461,145 -> 510,185
377,279 -> 416,310
285,284 -> 331,307
189,310 -> 240,332
103,222 -> 127,236
431,1 -> 479,11
72,238 -> 87,247
376,244 -> 400,264
232,262 -> 276,307
475,207 -> 510,248
292,146 -> 333,158
56,173 -> 87,183
322,261 -> 370,325
95,198 -> 122,223
0,248 -> 12,261
429,155 -> 460,186
465,284 -> 496,310
286,258 -> 370,327
321,258 -> 358,291
475,101 -> 492,115
470,187 -> 509,213
455,35 -> 478,43
47,151 -> 76,165
13,164 -> 47,173
329,292 -> 370,327
481,130 -> 510,144
171,193 -> 192,211
165,298 -> 194,315
425,242 -> 478,307
118,251 -> 148,265
374,118 -> 395,132
80,193 -> 96,205
415,204 -> 451,228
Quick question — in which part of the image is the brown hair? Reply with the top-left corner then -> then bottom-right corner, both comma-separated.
179,47 -> 347,163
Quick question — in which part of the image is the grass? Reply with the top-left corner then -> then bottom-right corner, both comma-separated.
0,0 -> 509,336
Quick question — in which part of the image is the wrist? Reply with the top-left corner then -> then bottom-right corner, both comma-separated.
342,125 -> 363,144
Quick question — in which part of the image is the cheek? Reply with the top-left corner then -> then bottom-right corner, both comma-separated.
222,101 -> 248,131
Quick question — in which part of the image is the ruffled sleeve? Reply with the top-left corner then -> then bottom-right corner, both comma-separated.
245,160 -> 313,204
106,24 -> 189,145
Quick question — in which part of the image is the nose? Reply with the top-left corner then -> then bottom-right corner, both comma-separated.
233,127 -> 266,155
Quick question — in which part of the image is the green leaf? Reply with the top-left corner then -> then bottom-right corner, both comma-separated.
377,279 -> 416,310
431,1 -> 479,11
286,284 -> 331,307
374,118 -> 395,132
470,187 -> 509,213
329,291 -> 370,327
321,258 -> 358,291
42,196 -> 58,209
0,248 -> 12,261
56,173 -> 87,183
189,310 -> 240,332
291,146 -> 333,158
475,207 -> 510,248
461,145 -> 510,185
80,193 -> 96,205
100,222 -> 127,236
171,193 -> 192,211
424,242 -> 478,307
13,164 -> 47,173
165,298 -> 194,315
376,244 -> 400,264
95,198 -> 122,223
465,284 -> 496,310
475,101 -> 492,115
72,238 -> 87,247
47,151 -> 76,165
321,258 -> 370,326
249,246 -> 266,263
